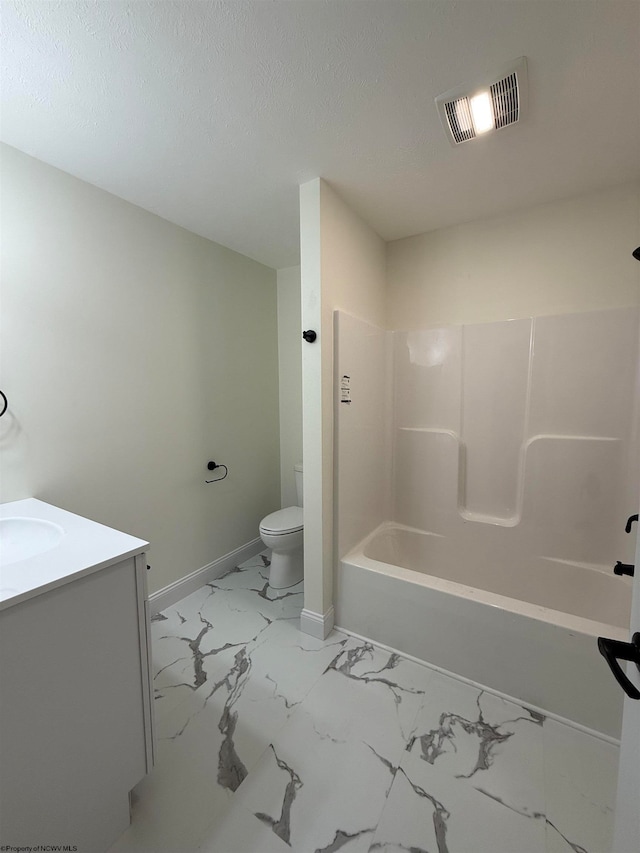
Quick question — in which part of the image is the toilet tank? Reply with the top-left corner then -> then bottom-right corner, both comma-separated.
294,462 -> 303,507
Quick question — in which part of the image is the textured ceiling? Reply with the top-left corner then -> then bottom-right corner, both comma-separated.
2,1 -> 639,269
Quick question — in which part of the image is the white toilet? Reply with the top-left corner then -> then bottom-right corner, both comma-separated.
259,462 -> 303,589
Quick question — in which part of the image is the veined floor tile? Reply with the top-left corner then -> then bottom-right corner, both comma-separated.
107,730 -> 233,853
543,719 -> 618,853
196,802 -> 292,853
206,553 -> 305,622
155,623 -> 349,802
315,637 -> 436,756
240,618 -> 350,709
150,551 -> 299,684
219,582 -> 305,623
150,583 -> 215,657
111,557 -> 619,853
209,554 -> 272,590
222,638 -> 436,853
407,671 -> 546,818
157,648 -> 287,792
152,582 -> 284,719
225,717 -> 384,853
371,757 -> 547,853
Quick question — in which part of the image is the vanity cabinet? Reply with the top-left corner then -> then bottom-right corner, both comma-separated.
0,502 -> 154,853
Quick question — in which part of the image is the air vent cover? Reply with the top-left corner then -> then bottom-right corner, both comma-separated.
435,58 -> 528,146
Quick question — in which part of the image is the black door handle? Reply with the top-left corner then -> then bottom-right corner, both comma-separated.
303,330 -> 317,343
598,632 -> 640,700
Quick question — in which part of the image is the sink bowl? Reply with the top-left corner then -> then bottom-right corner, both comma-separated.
0,517 -> 65,566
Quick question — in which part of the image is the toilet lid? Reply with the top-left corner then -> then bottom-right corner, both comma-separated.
260,506 -> 303,534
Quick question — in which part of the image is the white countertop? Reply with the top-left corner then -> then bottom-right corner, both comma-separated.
0,499 -> 149,611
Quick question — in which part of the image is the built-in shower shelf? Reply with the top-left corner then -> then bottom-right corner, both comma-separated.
398,427 -> 456,433
458,509 -> 519,527
397,426 -> 620,442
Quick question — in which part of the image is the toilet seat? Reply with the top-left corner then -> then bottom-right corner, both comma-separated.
259,506 -> 303,535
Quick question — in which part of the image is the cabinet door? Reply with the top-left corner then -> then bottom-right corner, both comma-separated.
0,557 -> 148,850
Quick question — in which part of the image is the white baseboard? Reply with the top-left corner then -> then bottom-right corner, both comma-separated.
300,605 -> 335,640
148,537 -> 265,615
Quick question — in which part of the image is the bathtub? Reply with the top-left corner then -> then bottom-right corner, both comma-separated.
337,523 -> 631,738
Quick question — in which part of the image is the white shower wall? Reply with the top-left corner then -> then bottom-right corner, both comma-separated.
337,306 -> 639,570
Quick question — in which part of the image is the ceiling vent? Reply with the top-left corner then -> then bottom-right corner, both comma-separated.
435,57 -> 528,146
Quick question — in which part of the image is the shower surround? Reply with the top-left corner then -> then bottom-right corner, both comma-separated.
334,307 -> 639,737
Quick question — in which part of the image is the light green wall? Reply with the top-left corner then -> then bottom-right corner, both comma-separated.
277,265 -> 303,508
0,144 -> 281,594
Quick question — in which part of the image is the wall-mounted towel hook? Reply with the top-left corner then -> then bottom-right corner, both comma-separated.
0,390 -> 7,418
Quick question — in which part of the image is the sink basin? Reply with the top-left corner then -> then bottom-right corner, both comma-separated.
0,517 -> 65,566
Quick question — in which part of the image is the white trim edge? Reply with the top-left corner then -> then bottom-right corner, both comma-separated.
300,605 -> 335,640
148,538 -> 264,615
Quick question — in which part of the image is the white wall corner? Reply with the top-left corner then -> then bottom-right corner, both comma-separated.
300,605 -> 335,640
148,538 -> 264,615
299,177 -> 329,618
277,265 -> 303,508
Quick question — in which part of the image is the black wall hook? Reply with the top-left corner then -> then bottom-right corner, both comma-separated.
302,330 -> 317,343
0,390 -> 7,418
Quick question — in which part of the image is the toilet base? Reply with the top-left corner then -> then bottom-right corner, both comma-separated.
269,548 -> 304,589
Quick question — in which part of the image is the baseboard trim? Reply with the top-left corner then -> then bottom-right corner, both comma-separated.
300,605 -> 335,640
148,537 -> 264,615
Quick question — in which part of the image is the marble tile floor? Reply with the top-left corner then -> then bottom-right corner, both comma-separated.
108,553 -> 619,853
